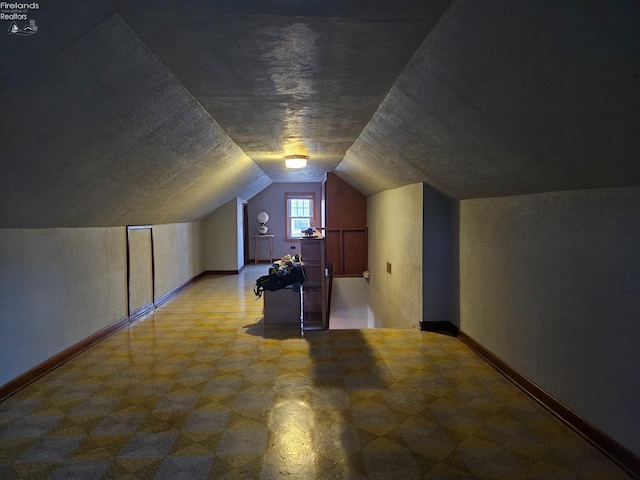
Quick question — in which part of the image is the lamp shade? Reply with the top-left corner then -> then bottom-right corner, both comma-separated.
257,211 -> 269,224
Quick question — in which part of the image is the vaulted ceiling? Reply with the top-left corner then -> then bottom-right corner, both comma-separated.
1,0 -> 638,228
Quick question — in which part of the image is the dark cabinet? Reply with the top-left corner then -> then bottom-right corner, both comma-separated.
321,173 -> 368,277
300,237 -> 326,330
263,287 -> 301,325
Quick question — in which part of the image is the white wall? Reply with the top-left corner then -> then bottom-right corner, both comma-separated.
204,199 -> 243,271
368,183 -> 423,328
460,186 -> 640,456
154,221 -> 205,297
236,199 -> 244,268
0,221 -> 206,388
329,277 -> 369,329
0,227 -> 128,386
247,182 -> 322,261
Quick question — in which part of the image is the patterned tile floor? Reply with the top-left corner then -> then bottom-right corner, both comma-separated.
0,266 -> 631,479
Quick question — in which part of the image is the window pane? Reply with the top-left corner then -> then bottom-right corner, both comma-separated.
286,194 -> 314,239
290,199 -> 311,217
291,218 -> 311,237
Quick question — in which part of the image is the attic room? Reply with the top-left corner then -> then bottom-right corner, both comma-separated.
1,1 -> 639,478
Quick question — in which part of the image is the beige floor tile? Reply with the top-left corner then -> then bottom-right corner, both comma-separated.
0,266 -> 631,479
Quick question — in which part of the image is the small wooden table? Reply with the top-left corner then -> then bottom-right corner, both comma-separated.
253,235 -> 275,264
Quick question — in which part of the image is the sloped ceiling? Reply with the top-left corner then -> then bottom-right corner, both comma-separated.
114,1 -> 446,183
1,0 -> 639,228
0,2 -> 271,228
337,1 -> 640,198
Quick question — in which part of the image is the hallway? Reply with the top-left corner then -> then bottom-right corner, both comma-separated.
0,266 -> 629,479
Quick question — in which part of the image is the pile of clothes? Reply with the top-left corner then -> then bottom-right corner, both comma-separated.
269,253 -> 302,276
254,254 -> 306,299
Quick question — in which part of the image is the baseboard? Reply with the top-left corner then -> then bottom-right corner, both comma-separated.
0,271 -> 212,402
155,270 -> 245,309
0,315 -> 130,402
129,302 -> 155,320
154,272 -> 208,308
205,269 -> 243,275
419,320 -> 459,336
457,330 -> 640,480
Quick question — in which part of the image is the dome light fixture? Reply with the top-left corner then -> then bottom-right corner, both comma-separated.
284,154 -> 308,169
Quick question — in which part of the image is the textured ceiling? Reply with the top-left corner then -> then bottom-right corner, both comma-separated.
115,1 -> 448,182
0,6 -> 271,228
1,0 -> 639,228
337,1 -> 640,198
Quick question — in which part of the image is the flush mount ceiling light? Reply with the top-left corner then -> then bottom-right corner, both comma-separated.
284,154 -> 308,169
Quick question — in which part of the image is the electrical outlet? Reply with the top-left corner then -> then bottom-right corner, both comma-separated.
387,262 -> 392,274
290,246 -> 296,250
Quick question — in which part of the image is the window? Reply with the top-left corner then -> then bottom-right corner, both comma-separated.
286,193 -> 315,239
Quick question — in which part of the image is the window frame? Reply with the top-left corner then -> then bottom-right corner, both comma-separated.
285,192 -> 316,241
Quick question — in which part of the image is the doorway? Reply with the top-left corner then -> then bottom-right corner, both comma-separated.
243,203 -> 250,267
126,225 -> 155,319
